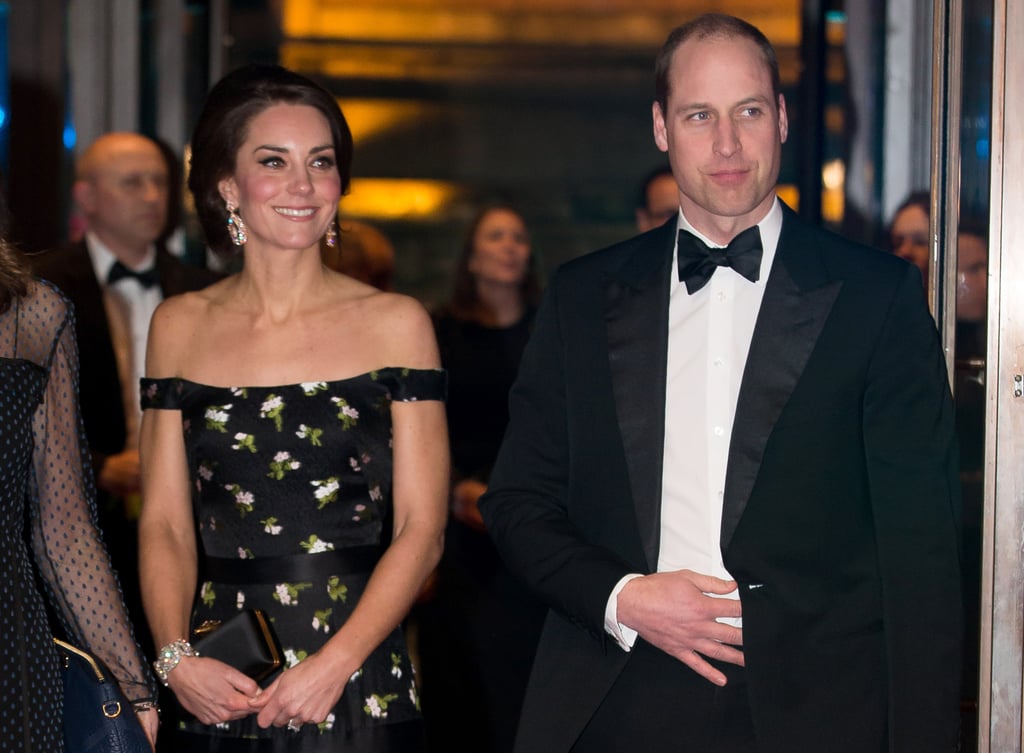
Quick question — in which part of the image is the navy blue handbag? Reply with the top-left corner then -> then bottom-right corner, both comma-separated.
54,638 -> 151,753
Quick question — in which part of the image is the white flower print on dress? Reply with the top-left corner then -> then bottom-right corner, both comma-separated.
232,432 -> 257,452
275,584 -> 291,605
301,382 -> 327,396
363,693 -> 398,719
311,477 -> 340,508
200,581 -> 215,607
225,484 -> 255,517
327,576 -> 348,603
236,591 -> 245,609
204,404 -> 232,432
196,462 -> 215,493
331,397 -> 360,429
273,582 -> 312,606
368,486 -> 382,502
300,535 -> 335,553
260,394 -> 285,431
267,450 -> 301,480
261,517 -> 282,535
317,713 -> 336,732
312,608 -> 332,633
296,424 -> 323,447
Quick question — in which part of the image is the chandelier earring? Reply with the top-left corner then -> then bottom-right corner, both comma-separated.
324,221 -> 338,248
226,201 -> 248,247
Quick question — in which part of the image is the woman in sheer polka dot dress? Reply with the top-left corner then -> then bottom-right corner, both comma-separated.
0,201 -> 158,749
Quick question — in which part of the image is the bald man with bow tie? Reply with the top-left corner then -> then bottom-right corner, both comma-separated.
32,132 -> 219,655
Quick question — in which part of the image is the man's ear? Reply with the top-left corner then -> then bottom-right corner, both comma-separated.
71,179 -> 94,214
652,102 -> 669,153
777,94 -> 789,144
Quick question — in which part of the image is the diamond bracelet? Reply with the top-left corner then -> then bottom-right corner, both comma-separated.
153,639 -> 198,686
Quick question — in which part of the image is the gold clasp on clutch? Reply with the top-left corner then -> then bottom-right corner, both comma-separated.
192,619 -> 222,637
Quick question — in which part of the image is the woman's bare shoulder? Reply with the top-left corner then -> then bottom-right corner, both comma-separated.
147,277 -> 236,376
356,290 -> 439,368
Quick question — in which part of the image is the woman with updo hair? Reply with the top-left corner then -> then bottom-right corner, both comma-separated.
138,64 -> 447,752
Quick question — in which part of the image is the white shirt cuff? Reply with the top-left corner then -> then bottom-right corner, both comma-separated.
604,573 -> 643,651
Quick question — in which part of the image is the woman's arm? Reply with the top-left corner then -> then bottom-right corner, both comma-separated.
27,294 -> 159,745
138,299 -> 261,724
254,296 -> 449,729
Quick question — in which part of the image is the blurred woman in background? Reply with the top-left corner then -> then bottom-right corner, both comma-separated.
418,205 -> 545,753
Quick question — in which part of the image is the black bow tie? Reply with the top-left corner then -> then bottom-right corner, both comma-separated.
107,261 -> 159,289
677,225 -> 763,294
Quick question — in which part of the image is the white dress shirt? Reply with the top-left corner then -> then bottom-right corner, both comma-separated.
605,198 -> 783,649
86,233 -> 161,451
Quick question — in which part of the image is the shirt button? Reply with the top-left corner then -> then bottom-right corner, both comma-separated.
713,357 -> 724,367
717,291 -> 727,302
713,426 -> 725,436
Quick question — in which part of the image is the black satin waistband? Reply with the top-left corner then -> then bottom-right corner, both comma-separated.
201,546 -> 382,584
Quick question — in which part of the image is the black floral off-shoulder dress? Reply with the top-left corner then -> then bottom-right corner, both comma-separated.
141,368 -> 446,752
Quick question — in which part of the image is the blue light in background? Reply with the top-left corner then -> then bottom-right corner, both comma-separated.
977,139 -> 990,159
63,123 -> 76,150
0,1 -> 10,175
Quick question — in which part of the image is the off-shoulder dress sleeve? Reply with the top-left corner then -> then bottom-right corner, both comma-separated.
385,367 -> 447,403
140,376 -> 182,410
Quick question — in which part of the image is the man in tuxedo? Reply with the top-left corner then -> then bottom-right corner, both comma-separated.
479,13 -> 961,753
32,132 -> 219,653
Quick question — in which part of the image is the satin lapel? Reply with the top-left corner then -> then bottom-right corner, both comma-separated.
605,222 -> 674,571
720,208 -> 842,552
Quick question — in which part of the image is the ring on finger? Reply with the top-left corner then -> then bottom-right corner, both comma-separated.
287,718 -> 301,732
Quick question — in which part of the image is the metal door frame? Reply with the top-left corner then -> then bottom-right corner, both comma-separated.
973,1 -> 1024,750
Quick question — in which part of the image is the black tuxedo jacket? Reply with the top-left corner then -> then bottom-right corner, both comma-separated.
480,204 -> 962,753
31,241 -> 220,469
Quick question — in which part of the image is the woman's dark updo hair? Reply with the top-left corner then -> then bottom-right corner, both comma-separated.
188,64 -> 354,254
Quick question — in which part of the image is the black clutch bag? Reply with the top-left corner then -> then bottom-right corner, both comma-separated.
54,637 -> 151,753
192,609 -> 284,686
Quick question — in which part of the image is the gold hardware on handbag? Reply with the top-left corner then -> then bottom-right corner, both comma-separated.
191,608 -> 284,685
